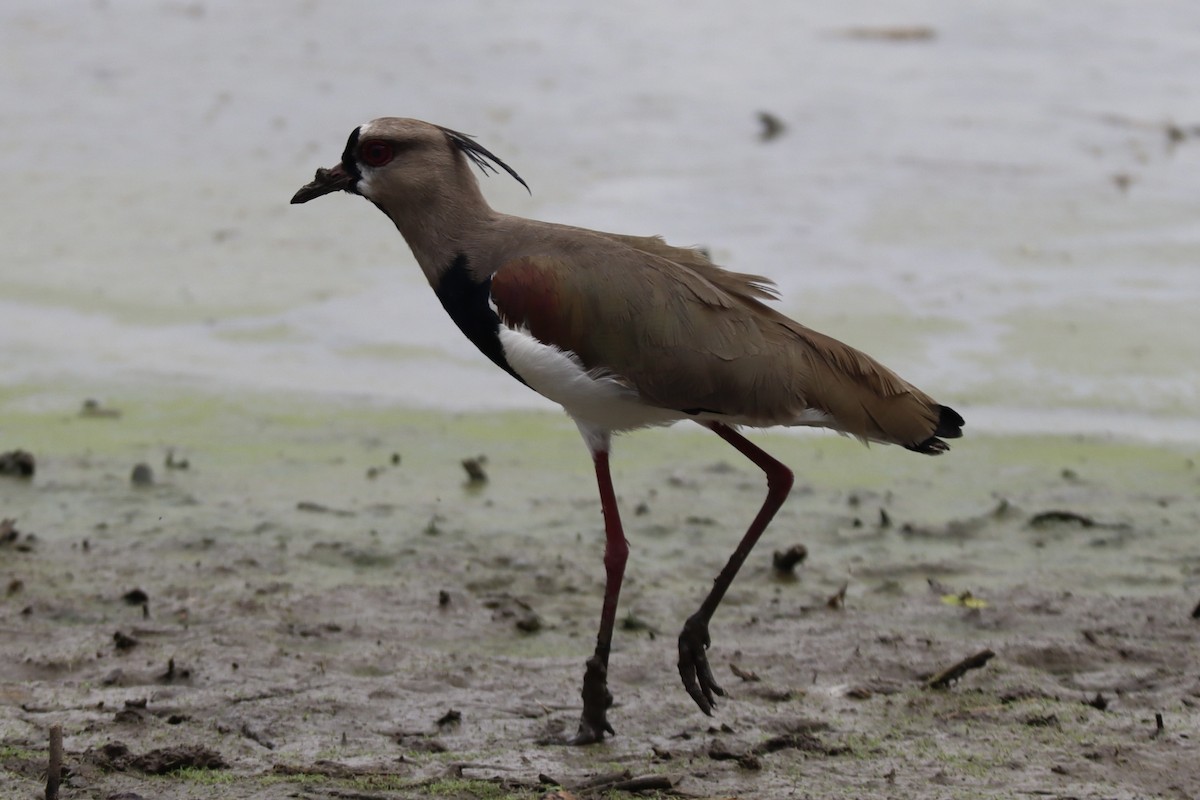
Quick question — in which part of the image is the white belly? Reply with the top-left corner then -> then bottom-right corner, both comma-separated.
497,326 -> 839,452
498,327 -> 685,435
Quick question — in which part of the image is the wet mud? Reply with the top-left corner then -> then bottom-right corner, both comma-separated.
1,396 -> 1198,799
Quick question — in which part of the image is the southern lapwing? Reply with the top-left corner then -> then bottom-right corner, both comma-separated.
291,118 -> 964,744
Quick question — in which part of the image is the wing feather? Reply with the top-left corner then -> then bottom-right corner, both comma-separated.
488,244 -> 954,449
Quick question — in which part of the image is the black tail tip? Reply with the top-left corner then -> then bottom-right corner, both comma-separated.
906,405 -> 965,456
907,436 -> 950,455
934,405 -> 965,439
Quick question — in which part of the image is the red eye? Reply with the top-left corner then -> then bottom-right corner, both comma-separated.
359,139 -> 394,167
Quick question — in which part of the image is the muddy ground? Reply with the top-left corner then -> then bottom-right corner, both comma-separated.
1,391 -> 1198,799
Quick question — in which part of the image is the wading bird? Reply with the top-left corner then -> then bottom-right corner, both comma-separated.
291,118 -> 963,744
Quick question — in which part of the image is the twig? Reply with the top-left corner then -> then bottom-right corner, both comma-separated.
45,724 -> 62,800
1028,510 -> 1095,528
563,770 -> 674,794
571,770 -> 631,791
926,649 -> 995,689
730,663 -> 761,682
609,774 -> 674,793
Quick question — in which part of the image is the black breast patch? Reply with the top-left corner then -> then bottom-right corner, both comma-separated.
434,254 -> 526,385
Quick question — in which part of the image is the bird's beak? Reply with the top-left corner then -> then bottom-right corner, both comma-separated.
290,163 -> 356,204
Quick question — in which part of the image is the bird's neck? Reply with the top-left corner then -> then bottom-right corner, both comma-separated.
380,181 -> 495,286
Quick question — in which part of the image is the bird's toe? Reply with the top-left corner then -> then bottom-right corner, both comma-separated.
678,615 -> 726,714
568,716 -> 615,746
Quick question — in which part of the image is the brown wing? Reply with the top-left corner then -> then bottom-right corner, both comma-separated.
490,249 -> 957,449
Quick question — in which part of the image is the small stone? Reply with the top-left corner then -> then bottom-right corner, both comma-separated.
131,463 -> 154,486
0,450 -> 35,478
113,631 -> 139,651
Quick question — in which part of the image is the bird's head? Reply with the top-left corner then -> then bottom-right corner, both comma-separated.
290,117 -> 527,208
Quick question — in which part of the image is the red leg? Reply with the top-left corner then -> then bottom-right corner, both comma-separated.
678,421 -> 794,714
571,448 -> 628,744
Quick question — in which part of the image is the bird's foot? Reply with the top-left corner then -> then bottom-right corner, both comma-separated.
678,613 -> 726,714
569,654 -> 615,745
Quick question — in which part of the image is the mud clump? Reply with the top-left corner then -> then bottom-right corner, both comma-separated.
772,544 -> 808,575
90,741 -> 227,774
130,463 -> 154,486
462,454 -> 489,485
0,449 -> 35,478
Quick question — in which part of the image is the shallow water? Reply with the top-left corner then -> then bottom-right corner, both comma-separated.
2,1 -> 1199,443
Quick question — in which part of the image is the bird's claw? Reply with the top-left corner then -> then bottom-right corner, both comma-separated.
677,614 -> 725,714
570,654 -> 615,745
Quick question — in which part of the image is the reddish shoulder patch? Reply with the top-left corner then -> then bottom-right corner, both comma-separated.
491,257 -> 576,347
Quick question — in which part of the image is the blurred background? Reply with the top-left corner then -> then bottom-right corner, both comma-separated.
3,0 -> 1198,443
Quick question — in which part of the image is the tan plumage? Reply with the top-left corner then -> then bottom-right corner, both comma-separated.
292,117 -> 963,743
491,243 -> 944,446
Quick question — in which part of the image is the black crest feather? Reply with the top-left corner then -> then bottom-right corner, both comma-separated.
438,126 -> 530,194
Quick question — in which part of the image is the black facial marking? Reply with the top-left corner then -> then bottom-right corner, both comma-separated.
435,254 -> 526,385
340,127 -> 363,185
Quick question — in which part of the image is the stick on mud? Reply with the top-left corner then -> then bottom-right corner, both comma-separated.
926,649 -> 995,689
45,724 -> 62,800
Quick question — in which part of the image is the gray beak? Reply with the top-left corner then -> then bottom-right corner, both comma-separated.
291,163 -> 356,204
